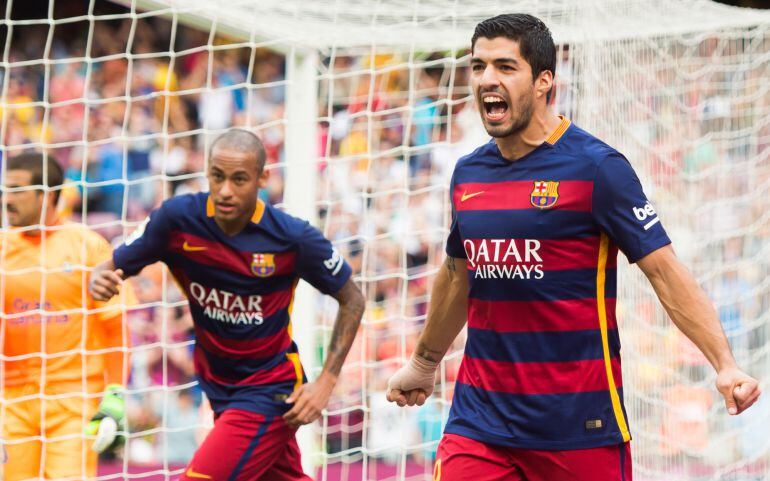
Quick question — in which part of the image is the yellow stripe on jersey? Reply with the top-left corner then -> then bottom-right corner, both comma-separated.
250,199 -> 266,224
597,233 -> 631,442
286,353 -> 304,392
545,115 -> 571,145
286,279 -> 302,391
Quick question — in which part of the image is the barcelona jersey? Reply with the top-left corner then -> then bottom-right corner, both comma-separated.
444,117 -> 671,450
113,193 -> 351,415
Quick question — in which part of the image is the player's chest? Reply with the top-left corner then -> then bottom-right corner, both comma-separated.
2,239 -> 87,308
166,230 -> 298,286
454,178 -> 597,238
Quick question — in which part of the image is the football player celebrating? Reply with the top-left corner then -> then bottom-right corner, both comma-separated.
386,14 -> 760,481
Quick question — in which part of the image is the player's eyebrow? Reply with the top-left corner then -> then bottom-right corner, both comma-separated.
3,181 -> 30,189
470,57 -> 520,66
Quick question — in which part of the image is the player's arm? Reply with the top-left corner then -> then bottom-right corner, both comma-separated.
319,278 -> 365,381
283,278 -> 364,427
637,245 -> 761,415
90,205 -> 170,301
592,153 -> 760,416
386,256 -> 468,407
282,223 -> 364,427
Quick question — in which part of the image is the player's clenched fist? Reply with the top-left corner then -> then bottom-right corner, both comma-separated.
386,355 -> 439,407
90,268 -> 125,301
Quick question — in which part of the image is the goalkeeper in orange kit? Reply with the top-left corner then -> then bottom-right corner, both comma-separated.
1,153 -> 134,480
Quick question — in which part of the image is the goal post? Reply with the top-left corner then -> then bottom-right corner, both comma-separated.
1,1 -> 769,480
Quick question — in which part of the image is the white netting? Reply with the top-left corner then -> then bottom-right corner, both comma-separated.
0,0 -> 768,480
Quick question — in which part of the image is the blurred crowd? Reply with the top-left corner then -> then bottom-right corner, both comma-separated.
0,3 -> 768,479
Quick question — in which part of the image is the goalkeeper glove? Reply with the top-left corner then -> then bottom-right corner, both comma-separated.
86,384 -> 126,453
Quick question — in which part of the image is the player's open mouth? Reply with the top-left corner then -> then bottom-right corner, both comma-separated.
482,94 -> 508,122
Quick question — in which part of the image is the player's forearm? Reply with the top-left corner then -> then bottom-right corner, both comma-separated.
319,279 -> 365,381
639,247 -> 736,371
414,257 -> 468,363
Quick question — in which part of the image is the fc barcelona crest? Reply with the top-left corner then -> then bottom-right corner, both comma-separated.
530,181 -> 559,209
251,253 -> 276,277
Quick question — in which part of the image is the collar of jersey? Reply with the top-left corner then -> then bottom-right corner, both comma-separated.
18,217 -> 65,240
206,195 -> 266,224
490,115 -> 572,164
545,115 -> 571,145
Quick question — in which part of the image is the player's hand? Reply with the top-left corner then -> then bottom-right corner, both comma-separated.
86,384 -> 126,453
716,366 -> 761,415
283,374 -> 336,428
90,268 -> 124,301
386,355 -> 439,407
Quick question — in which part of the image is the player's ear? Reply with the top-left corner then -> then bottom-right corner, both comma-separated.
44,190 -> 59,211
535,70 -> 553,100
258,168 -> 270,188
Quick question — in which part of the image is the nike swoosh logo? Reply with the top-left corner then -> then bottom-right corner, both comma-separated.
461,190 -> 485,202
183,241 -> 207,252
185,468 -> 212,479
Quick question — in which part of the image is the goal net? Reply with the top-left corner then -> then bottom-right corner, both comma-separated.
0,0 -> 768,480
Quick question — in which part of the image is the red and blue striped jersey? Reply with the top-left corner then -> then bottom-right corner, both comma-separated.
444,117 -> 671,450
113,192 -> 351,415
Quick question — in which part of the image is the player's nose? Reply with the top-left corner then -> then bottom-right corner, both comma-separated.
219,180 -> 234,197
479,65 -> 501,88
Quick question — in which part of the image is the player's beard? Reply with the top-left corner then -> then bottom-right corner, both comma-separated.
481,88 -> 534,138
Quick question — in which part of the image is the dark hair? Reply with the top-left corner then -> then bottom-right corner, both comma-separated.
210,129 -> 267,173
6,152 -> 64,204
472,14 -> 557,102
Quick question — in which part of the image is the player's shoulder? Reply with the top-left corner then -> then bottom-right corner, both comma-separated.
560,122 -> 626,168
150,192 -> 209,229
51,222 -> 113,264
260,202 -> 309,235
451,139 -> 499,181
456,139 -> 498,168
57,221 -> 110,247
159,192 -> 208,217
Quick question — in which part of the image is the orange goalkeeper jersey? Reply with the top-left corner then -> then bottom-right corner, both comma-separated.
1,221 -> 133,394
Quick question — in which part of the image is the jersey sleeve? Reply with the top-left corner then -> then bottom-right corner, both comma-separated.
113,203 -> 171,276
592,153 -> 671,263
295,222 -> 352,295
445,172 -> 467,259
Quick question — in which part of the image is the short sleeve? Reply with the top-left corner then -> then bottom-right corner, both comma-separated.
295,222 -> 352,295
445,173 -> 467,259
592,153 -> 671,263
113,204 -> 171,276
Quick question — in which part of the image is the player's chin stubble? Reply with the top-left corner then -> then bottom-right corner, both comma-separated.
482,92 -> 534,139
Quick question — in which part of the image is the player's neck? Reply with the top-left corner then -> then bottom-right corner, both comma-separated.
21,209 -> 60,237
495,110 -> 562,161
